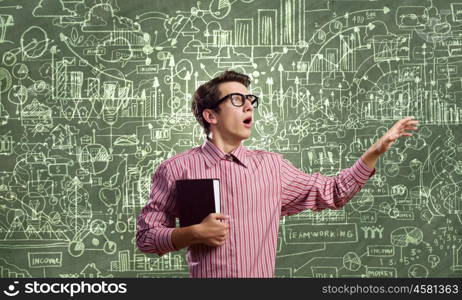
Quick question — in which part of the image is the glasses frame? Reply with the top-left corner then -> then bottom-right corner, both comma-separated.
212,93 -> 259,109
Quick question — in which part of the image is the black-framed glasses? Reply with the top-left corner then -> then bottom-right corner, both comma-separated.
213,93 -> 259,108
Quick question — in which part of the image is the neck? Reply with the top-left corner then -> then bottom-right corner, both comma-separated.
208,133 -> 241,154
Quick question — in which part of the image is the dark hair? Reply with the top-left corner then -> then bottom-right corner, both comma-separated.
191,70 -> 251,137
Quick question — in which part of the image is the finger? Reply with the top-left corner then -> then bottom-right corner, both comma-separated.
398,116 -> 415,126
402,117 -> 417,121
404,123 -> 419,127
213,213 -> 230,220
217,223 -> 229,230
400,122 -> 418,129
400,124 -> 414,130
210,213 -> 229,224
394,120 -> 411,130
401,132 -> 413,137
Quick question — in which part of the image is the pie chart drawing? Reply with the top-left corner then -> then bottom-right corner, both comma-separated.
343,251 -> 361,271
351,189 -> 374,212
391,226 -> 423,247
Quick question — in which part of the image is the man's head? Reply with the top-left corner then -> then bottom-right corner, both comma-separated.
191,70 -> 258,143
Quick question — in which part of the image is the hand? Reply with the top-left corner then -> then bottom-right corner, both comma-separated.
373,116 -> 419,155
194,213 -> 229,247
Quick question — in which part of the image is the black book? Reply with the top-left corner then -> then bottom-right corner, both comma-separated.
175,179 -> 221,227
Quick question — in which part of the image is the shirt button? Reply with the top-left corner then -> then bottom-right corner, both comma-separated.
225,155 -> 233,161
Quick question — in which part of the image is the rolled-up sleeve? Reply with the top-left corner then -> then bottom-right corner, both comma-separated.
136,163 -> 178,256
280,157 -> 375,216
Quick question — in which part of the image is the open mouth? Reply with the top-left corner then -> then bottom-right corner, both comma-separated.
243,116 -> 252,126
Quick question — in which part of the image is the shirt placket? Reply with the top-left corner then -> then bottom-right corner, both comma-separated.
220,154 -> 235,276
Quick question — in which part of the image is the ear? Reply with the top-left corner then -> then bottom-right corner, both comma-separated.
202,109 -> 219,125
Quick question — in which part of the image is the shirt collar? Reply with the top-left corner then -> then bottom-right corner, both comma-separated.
200,138 -> 248,168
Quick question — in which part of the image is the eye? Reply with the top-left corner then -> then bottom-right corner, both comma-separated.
247,95 -> 258,107
230,94 -> 242,101
230,94 -> 244,105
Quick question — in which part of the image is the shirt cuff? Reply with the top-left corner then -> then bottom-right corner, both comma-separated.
154,227 -> 177,255
350,158 -> 376,185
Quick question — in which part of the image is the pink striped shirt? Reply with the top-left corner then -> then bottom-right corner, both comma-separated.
136,138 -> 375,277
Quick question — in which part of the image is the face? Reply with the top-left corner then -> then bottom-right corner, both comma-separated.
204,81 -> 254,143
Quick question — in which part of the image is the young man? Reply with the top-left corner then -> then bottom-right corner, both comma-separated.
136,70 -> 419,277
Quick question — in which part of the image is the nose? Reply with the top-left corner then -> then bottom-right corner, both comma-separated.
243,98 -> 254,112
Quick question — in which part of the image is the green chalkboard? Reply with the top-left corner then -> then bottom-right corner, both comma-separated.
0,0 -> 461,278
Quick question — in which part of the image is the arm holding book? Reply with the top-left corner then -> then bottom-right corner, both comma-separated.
172,213 -> 229,249
136,163 -> 229,256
